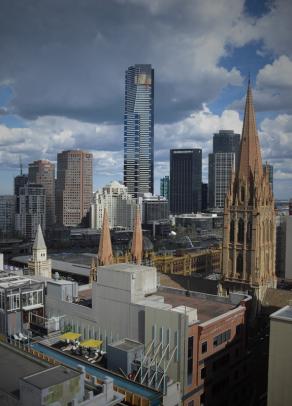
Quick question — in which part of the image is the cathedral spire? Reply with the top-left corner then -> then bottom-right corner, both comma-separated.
131,207 -> 143,265
238,81 -> 263,179
98,208 -> 113,266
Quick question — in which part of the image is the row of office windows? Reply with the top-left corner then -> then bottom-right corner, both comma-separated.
201,328 -> 232,354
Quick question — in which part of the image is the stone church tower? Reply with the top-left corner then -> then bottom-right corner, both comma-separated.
28,224 -> 52,278
221,82 -> 276,310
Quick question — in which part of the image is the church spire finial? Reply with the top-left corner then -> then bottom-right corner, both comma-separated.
237,80 -> 263,179
131,207 -> 143,265
98,208 -> 113,266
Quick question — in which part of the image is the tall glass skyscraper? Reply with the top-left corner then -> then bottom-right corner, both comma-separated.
124,64 -> 154,198
208,130 -> 240,208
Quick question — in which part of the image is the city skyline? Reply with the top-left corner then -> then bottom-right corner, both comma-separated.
0,0 -> 291,199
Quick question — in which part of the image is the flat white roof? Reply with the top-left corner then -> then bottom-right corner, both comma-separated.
270,305 -> 292,322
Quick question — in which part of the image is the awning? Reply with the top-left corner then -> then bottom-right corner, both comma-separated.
79,339 -> 103,348
59,332 -> 81,341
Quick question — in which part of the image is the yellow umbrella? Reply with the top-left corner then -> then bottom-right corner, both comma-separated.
59,332 -> 81,341
79,339 -> 103,348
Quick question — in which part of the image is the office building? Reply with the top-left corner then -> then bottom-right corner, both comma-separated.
15,184 -> 46,241
212,130 -> 240,156
170,149 -> 202,214
45,262 -> 251,405
160,176 -> 170,200
208,130 -> 240,209
201,183 -> 208,211
91,181 -> 138,230
267,305 -> 292,406
276,215 -> 287,278
14,174 -> 28,196
56,150 -> 93,227
221,82 -> 276,311
28,160 -> 56,227
209,153 -> 236,208
0,271 -> 45,336
140,193 -> 169,225
0,195 -> 16,236
0,345 -> 124,406
123,64 -> 154,198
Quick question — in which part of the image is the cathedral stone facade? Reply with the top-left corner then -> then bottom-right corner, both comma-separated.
221,82 -> 277,312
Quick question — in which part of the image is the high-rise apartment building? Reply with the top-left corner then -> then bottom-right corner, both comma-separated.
56,150 -> 93,227
221,83 -> 276,311
28,160 -> 55,227
170,149 -> 202,214
91,181 -> 138,230
124,64 -> 154,198
208,130 -> 240,208
160,176 -> 169,200
15,184 -> 46,241
0,195 -> 16,236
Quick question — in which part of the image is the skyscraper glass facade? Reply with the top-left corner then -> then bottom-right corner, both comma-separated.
170,149 -> 202,214
124,64 -> 154,198
208,130 -> 240,208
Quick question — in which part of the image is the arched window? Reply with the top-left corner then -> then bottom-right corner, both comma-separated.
238,218 -> 244,243
236,253 -> 243,275
241,187 -> 245,202
230,220 -> 235,242
247,222 -> 252,244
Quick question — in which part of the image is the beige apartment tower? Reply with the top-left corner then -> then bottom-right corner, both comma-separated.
221,82 -> 276,310
56,150 -> 93,227
28,160 -> 55,227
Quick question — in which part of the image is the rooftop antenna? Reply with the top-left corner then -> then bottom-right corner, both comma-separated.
19,155 -> 23,176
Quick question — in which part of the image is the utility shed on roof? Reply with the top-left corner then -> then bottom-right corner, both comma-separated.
107,339 -> 144,375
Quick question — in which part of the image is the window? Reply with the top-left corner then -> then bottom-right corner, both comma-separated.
201,367 -> 206,379
213,330 -> 231,347
187,336 -> 194,385
188,401 -> 194,406
230,220 -> 235,242
238,218 -> 244,243
236,324 -> 242,336
202,341 -> 208,353
236,253 -> 243,275
200,393 -> 205,406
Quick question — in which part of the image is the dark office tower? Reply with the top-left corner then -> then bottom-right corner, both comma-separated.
160,176 -> 170,200
213,130 -> 240,156
124,64 -> 154,198
14,174 -> 28,196
170,149 -> 202,214
201,183 -> 208,211
28,160 -> 55,227
208,130 -> 240,208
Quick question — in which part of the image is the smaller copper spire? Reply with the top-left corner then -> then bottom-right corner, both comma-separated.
98,208 -> 113,266
131,207 -> 143,265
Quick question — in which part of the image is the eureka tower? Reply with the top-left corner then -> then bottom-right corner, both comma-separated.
123,64 -> 154,198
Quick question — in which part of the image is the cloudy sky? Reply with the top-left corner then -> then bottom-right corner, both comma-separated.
0,0 -> 291,199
